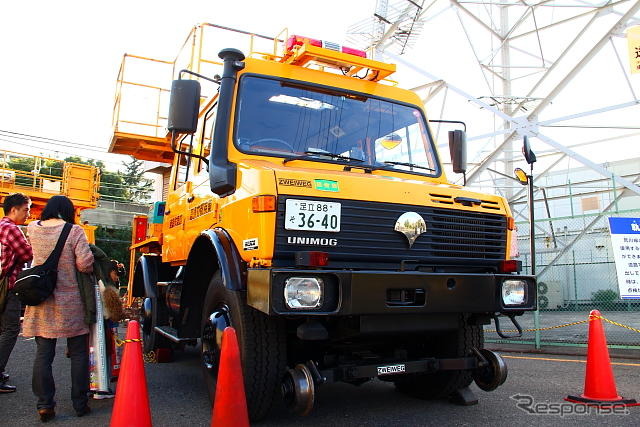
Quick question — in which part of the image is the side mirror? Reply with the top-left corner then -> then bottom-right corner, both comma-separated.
522,135 -> 536,165
448,130 -> 467,174
167,79 -> 201,134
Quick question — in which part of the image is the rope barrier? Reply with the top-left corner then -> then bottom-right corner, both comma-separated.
114,336 -> 156,362
115,337 -> 143,346
115,315 -> 639,357
486,314 -> 640,334
114,335 -> 157,362
597,315 -> 640,334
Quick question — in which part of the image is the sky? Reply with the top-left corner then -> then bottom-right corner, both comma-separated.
1,0 -> 638,182
0,0 -> 370,168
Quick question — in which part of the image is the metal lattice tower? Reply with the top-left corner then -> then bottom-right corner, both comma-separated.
347,0 -> 640,276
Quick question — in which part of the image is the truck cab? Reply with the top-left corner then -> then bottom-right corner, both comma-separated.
110,25 -> 536,421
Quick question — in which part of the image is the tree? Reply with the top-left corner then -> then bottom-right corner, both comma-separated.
121,157 -> 153,202
4,155 -> 63,186
5,156 -> 36,186
100,169 -> 128,201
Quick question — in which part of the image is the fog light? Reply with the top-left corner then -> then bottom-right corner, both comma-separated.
284,277 -> 324,309
502,279 -> 526,306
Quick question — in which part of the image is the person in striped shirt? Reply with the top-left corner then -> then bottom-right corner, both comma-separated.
0,192 -> 33,394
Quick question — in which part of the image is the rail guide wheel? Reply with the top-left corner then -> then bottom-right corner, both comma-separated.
473,349 -> 508,391
282,363 -> 315,416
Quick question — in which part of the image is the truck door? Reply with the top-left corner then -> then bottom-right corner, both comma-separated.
163,134 -> 196,263
185,104 -> 219,245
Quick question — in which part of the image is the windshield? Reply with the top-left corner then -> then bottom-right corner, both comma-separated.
234,76 -> 440,176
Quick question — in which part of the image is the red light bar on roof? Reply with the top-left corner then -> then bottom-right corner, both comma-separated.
285,35 -> 367,58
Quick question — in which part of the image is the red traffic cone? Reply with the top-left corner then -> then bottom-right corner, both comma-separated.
565,310 -> 637,406
211,327 -> 249,427
110,320 -> 153,426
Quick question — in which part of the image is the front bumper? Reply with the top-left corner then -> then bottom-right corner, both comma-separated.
247,269 -> 536,316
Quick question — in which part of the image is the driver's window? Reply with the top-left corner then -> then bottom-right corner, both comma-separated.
174,134 -> 193,189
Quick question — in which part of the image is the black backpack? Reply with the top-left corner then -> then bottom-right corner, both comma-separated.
14,223 -> 72,306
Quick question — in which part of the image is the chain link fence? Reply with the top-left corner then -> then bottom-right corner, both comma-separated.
485,208 -> 640,350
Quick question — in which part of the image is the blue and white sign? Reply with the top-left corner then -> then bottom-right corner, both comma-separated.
608,217 -> 640,299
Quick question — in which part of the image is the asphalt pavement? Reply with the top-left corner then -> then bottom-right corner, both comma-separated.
1,334 -> 639,426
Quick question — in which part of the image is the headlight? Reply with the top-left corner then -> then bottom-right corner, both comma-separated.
284,277 -> 324,309
502,279 -> 526,306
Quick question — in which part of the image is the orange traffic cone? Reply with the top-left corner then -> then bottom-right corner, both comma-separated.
211,327 -> 249,427
565,310 -> 637,406
110,320 -> 153,426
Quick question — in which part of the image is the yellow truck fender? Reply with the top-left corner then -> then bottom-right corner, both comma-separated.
179,228 -> 246,337
186,228 -> 246,291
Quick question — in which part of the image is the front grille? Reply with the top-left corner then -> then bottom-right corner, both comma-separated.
274,196 -> 507,268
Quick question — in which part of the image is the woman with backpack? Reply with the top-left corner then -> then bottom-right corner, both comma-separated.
22,195 -> 94,422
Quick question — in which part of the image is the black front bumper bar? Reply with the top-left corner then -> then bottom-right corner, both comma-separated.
247,269 -> 537,315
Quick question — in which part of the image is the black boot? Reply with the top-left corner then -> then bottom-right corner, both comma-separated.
0,383 -> 17,393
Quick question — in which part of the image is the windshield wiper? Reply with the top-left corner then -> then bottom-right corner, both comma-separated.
283,150 -> 365,164
383,161 -> 435,172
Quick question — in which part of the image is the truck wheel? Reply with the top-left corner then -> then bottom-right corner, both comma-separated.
141,296 -> 172,354
394,316 -> 483,399
200,272 -> 286,421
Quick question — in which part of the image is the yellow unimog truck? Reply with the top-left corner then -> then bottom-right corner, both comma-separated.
110,24 -> 536,421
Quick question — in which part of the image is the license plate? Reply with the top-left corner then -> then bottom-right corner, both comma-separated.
285,199 -> 341,232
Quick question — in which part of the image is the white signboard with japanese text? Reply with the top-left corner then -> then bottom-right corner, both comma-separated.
608,217 -> 640,299
628,25 -> 640,74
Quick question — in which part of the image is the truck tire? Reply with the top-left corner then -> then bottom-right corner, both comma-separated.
142,295 -> 172,354
200,272 -> 286,421
394,315 -> 483,399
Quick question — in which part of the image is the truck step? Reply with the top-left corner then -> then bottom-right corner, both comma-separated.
154,326 -> 197,344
